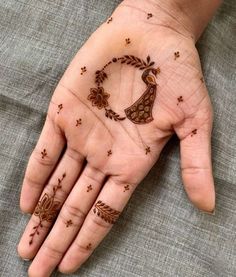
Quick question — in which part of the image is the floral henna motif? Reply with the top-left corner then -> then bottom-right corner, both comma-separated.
177,96 -> 183,105
107,150 -> 112,156
29,173 -> 66,245
145,146 -> 151,154
147,13 -> 153,19
125,38 -> 131,45
93,200 -> 120,224
88,55 -> 159,124
123,185 -> 130,192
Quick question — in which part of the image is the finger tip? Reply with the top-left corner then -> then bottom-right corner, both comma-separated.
17,242 -> 35,261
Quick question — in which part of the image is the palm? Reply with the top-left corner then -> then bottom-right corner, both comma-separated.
18,3 -> 215,276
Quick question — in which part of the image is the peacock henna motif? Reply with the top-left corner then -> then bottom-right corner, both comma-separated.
88,55 -> 159,124
93,200 -> 120,224
29,173 -> 66,245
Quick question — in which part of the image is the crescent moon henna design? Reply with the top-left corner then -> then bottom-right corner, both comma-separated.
88,55 -> 160,124
93,200 -> 121,224
29,173 -> 66,245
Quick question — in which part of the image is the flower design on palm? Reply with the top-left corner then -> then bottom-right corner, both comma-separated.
88,87 -> 110,110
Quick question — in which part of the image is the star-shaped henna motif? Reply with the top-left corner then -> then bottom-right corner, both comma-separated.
107,17 -> 112,24
57,104 -> 63,114
87,185 -> 93,192
80,66 -> 87,75
191,129 -> 197,137
123,185 -> 130,192
76,118 -> 82,126
125,38 -> 131,45
145,146 -> 151,154
177,96 -> 183,105
86,243 -> 92,250
174,51 -> 180,60
66,220 -> 73,228
41,149 -> 47,159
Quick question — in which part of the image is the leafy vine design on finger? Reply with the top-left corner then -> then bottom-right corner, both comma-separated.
93,200 -> 121,224
29,173 -> 66,245
88,55 -> 160,124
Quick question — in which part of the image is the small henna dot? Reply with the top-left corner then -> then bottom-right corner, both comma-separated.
191,129 -> 197,137
125,38 -> 131,45
86,243 -> 92,250
112,58 -> 117,63
66,220 -> 73,228
123,185 -> 130,192
41,149 -> 47,159
156,67 -> 161,74
107,17 -> 113,24
107,150 -> 112,156
76,118 -> 82,126
147,13 -> 153,19
87,184 -> 93,192
80,66 -> 87,75
145,146 -> 151,155
57,104 -> 63,114
177,96 -> 183,105
174,51 -> 180,60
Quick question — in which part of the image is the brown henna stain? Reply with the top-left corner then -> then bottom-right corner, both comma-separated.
87,185 -> 93,192
191,129 -> 197,137
174,51 -> 180,60
29,173 -> 66,245
80,66 -> 87,75
107,150 -> 112,156
147,13 -> 153,19
107,17 -> 113,24
57,104 -> 63,114
125,38 -> 131,45
86,243 -> 92,250
93,200 -> 120,224
145,146 -> 151,154
76,118 -> 82,126
66,220 -> 73,228
41,149 -> 47,159
123,185 -> 130,192
177,96 -> 183,105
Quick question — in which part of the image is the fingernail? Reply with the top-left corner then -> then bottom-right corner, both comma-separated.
23,258 -> 31,261
199,208 -> 215,215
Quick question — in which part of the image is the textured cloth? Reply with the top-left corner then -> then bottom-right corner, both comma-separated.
0,0 -> 235,276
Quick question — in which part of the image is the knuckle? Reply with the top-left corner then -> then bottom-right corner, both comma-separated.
66,146 -> 84,163
42,243 -> 64,259
90,212 -> 111,229
63,202 -> 86,223
74,241 -> 92,254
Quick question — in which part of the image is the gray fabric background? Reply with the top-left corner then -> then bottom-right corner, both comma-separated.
0,0 -> 235,276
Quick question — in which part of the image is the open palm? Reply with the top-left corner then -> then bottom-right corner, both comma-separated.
18,2 -> 215,276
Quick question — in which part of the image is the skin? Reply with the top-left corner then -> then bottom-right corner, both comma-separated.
17,0 -> 222,275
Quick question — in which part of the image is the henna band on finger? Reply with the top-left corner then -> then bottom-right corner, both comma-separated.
93,200 -> 121,224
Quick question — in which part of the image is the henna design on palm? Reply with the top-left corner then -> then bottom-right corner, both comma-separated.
29,173 -> 66,245
88,55 -> 160,124
93,200 -> 120,224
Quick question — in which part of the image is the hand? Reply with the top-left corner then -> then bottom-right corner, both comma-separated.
18,0 -> 220,275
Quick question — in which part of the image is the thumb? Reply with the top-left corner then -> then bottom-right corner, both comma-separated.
175,96 -> 215,213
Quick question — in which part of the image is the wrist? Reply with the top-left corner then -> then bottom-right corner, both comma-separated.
121,0 -> 222,42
